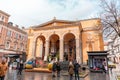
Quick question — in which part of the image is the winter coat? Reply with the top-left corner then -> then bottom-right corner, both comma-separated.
52,62 -> 57,72
68,64 -> 74,75
56,64 -> 61,72
0,63 -> 8,77
74,63 -> 80,72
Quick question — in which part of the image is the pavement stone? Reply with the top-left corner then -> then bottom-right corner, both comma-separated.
5,69 -> 110,80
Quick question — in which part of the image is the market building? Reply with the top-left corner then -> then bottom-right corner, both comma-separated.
26,18 -> 104,64
0,10 -> 27,61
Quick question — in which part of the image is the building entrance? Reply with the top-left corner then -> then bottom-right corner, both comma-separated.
64,33 -> 76,61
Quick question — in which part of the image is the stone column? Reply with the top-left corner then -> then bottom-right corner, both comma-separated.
59,38 -> 64,61
40,42 -> 43,58
76,38 -> 82,64
44,40 -> 49,61
32,40 -> 36,58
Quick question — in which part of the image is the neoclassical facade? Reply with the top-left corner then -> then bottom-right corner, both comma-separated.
26,18 -> 104,64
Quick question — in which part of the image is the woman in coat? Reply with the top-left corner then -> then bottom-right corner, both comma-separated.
68,62 -> 74,80
0,60 -> 8,80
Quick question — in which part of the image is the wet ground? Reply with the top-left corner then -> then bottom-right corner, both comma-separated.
5,70 -> 110,80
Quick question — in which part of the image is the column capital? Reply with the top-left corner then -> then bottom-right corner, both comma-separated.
45,39 -> 49,42
75,37 -> 80,40
60,37 -> 63,41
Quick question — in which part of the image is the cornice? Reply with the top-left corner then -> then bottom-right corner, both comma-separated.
33,23 -> 82,31
0,10 -> 10,17
82,25 -> 102,32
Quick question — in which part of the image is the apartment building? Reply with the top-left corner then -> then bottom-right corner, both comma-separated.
0,10 -> 27,61
105,32 -> 120,63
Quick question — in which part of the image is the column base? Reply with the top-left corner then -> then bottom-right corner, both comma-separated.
44,56 -> 47,61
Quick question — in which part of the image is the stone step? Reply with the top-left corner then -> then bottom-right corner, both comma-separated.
25,68 -> 52,73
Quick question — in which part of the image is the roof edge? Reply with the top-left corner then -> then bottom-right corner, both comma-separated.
0,10 -> 10,17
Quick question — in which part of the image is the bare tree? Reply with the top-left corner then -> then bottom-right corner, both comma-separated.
100,0 -> 120,37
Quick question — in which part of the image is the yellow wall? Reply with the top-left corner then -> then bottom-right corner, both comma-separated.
80,19 -> 101,28
26,18 -> 104,63
82,30 -> 104,63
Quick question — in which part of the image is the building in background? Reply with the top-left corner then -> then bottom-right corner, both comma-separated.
105,33 -> 120,63
0,10 -> 27,61
26,18 -> 104,64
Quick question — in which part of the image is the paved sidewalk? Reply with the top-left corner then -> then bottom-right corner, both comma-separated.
5,69 -> 110,80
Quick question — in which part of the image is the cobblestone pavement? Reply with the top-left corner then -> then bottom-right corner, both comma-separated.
5,69 -> 110,80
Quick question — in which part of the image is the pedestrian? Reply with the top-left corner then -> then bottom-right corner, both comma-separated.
109,66 -> 113,73
68,62 -> 74,80
0,60 -> 8,80
17,60 -> 24,75
74,60 -> 80,80
56,61 -> 61,77
102,59 -> 107,73
52,60 -> 57,77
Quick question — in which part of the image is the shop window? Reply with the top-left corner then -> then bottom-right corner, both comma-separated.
15,33 -> 18,39
19,35 -> 21,39
2,16 -> 4,20
7,30 -> 11,36
5,41 -> 10,49
14,44 -> 17,50
0,26 -> 2,33
20,44 -> 23,51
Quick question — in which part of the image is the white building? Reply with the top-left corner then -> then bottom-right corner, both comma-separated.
105,33 -> 120,63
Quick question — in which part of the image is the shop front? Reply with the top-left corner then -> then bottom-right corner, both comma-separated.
87,51 -> 108,72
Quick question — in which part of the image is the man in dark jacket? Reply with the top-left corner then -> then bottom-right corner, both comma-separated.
74,60 -> 80,80
17,60 -> 24,75
52,61 -> 57,77
56,61 -> 61,77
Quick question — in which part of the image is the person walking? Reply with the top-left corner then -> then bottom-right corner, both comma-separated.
56,61 -> 61,77
0,60 -> 8,80
74,60 -> 80,80
52,60 -> 57,77
102,59 -> 107,73
68,62 -> 74,80
17,60 -> 24,75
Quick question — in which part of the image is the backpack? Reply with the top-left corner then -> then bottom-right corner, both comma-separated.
69,67 -> 74,74
0,65 -> 4,76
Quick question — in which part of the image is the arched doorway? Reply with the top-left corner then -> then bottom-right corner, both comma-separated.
49,34 -> 59,61
64,33 -> 76,61
35,36 -> 45,60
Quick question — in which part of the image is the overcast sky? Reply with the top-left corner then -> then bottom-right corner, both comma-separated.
0,0 -> 100,28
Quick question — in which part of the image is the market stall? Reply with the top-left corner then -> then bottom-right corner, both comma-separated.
87,51 -> 108,72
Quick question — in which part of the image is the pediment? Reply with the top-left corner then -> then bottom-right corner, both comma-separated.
32,19 -> 75,28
